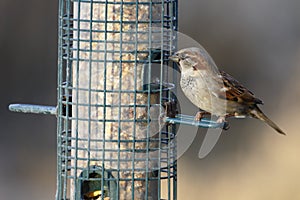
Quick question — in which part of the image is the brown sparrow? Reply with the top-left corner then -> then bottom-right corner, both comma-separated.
170,47 -> 286,135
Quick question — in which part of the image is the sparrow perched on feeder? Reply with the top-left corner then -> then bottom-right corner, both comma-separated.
170,47 -> 285,135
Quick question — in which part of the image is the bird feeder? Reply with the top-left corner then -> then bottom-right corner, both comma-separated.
56,0 -> 178,199
9,0 -> 228,199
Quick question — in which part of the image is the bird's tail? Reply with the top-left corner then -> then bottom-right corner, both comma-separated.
250,105 -> 286,135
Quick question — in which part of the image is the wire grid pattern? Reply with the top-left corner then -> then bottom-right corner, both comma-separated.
57,0 -> 178,199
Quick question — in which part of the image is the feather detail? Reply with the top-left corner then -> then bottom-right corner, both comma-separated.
213,70 -> 263,105
250,105 -> 286,135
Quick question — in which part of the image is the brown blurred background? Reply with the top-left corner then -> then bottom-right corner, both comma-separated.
1,0 -> 300,199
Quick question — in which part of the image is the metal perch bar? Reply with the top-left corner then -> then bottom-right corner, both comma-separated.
7,103 -> 225,129
165,114 -> 226,128
8,104 -> 57,115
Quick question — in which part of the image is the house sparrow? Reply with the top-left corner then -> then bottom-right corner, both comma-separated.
170,47 -> 285,135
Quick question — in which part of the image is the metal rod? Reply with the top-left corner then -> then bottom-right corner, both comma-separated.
8,104 -> 57,115
165,114 -> 226,128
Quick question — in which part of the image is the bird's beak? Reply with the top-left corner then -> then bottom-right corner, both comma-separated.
169,54 -> 180,63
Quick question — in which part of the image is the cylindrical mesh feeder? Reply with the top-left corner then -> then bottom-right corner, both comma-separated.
8,0 -> 229,198
57,0 -> 178,199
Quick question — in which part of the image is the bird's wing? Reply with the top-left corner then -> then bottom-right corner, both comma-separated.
213,70 -> 263,104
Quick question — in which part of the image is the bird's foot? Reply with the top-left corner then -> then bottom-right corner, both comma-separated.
194,111 -> 210,121
216,116 -> 230,130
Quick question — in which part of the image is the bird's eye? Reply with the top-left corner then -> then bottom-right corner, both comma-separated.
180,54 -> 188,60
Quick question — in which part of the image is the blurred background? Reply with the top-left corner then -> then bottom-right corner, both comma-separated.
0,0 -> 299,199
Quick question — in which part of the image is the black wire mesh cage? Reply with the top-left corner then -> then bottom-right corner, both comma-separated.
57,0 -> 178,199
